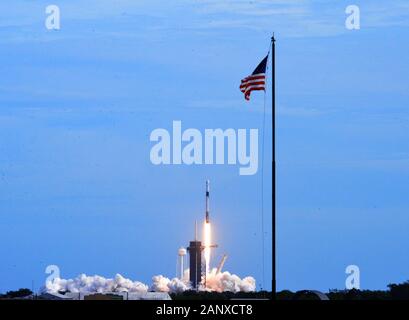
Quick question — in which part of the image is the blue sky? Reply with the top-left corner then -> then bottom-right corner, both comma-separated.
0,0 -> 409,293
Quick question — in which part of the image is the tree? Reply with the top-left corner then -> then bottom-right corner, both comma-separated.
5,288 -> 33,298
388,281 -> 409,300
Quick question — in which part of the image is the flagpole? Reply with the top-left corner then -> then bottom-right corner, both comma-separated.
271,35 -> 277,300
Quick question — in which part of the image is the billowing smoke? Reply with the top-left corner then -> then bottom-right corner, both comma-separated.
201,268 -> 256,293
150,275 -> 190,293
43,274 -> 148,294
43,270 -> 255,294
42,273 -> 190,294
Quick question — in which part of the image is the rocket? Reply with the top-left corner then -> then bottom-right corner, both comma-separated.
205,180 -> 210,223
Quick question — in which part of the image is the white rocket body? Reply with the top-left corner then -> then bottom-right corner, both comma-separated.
205,180 -> 210,223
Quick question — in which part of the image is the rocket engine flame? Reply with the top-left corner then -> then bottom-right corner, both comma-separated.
204,221 -> 211,276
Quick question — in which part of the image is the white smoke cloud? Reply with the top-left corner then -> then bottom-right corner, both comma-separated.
150,275 -> 191,293
201,268 -> 256,293
43,270 -> 255,294
43,274 -> 148,294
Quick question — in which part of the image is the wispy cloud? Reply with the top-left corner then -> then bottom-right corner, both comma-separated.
1,0 -> 409,44
193,0 -> 309,16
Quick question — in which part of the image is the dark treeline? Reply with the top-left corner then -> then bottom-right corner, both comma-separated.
171,281 -> 409,300
2,281 -> 409,300
0,288 -> 33,299
170,290 -> 273,300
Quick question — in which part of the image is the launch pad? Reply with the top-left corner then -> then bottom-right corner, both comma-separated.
187,240 -> 202,289
187,240 -> 218,289
186,180 -> 218,289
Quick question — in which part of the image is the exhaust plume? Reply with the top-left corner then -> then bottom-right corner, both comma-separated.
43,273 -> 148,294
42,270 -> 255,294
202,268 -> 256,293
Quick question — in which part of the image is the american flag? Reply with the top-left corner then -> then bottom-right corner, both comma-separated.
240,55 -> 268,101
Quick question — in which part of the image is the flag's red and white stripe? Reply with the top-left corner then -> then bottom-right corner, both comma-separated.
240,73 -> 266,101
